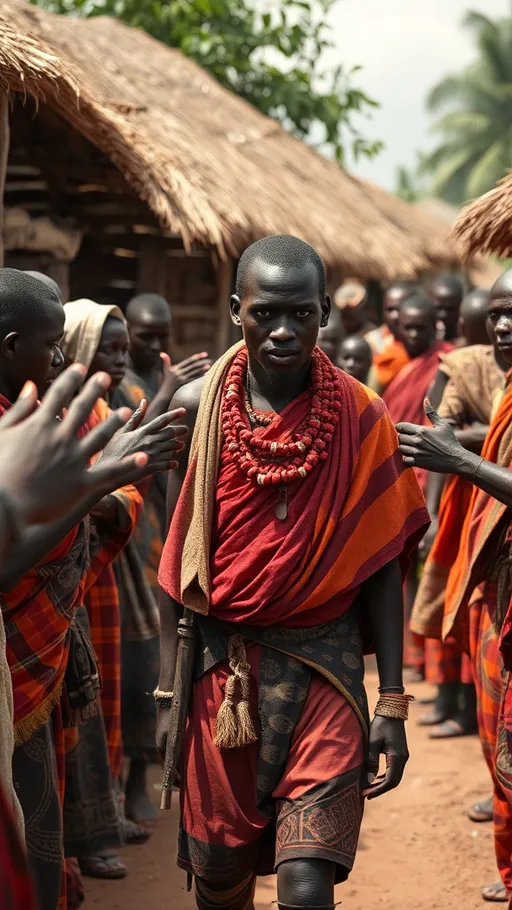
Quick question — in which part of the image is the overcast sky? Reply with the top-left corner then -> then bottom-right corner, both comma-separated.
326,0 -> 508,189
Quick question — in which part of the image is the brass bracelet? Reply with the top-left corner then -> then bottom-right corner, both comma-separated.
374,693 -> 414,721
153,688 -> 174,703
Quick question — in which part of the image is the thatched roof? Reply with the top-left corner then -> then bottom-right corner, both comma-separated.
1,0 -> 459,278
451,172 -> 512,260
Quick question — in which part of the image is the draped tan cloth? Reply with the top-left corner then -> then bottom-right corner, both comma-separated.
437,344 -> 505,426
62,299 -> 126,370
178,341 -> 244,612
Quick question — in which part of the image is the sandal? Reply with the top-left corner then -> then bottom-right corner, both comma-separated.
121,816 -> 151,845
482,881 -> 508,902
78,852 -> 127,880
429,718 -> 477,739
468,796 -> 494,823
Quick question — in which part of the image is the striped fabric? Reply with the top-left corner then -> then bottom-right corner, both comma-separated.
0,782 -> 38,910
160,345 -> 430,628
83,398 -> 142,779
469,584 -> 512,901
444,375 -> 512,649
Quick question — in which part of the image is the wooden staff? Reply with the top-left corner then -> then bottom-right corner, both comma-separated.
160,609 -> 196,810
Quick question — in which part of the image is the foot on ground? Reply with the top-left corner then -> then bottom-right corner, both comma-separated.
481,881 -> 508,902
78,852 -> 127,880
468,796 -> 494,823
428,717 -> 478,739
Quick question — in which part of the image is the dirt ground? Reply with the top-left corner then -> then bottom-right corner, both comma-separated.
85,667 -> 497,910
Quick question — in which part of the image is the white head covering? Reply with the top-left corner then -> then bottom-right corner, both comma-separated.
62,298 -> 126,370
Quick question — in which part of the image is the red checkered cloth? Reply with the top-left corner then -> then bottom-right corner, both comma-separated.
0,782 -> 37,910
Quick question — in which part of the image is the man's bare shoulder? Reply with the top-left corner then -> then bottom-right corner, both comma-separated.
171,375 -> 207,431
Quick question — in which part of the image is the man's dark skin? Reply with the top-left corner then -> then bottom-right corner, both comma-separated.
158,257 -> 409,910
457,288 -> 490,347
396,295 -> 438,359
430,276 -> 463,343
125,293 -> 210,410
338,335 -> 372,384
89,317 -> 130,391
316,307 -> 344,364
382,281 -> 419,338
398,270 -> 512,506
0,274 -> 187,591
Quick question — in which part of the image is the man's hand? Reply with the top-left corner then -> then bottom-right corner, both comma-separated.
397,398 -> 468,474
94,406 -> 188,482
162,352 -> 211,392
362,716 -> 409,800
0,365 -> 147,526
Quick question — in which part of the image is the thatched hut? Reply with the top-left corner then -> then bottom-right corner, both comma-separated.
451,173 -> 512,263
1,0 -> 460,357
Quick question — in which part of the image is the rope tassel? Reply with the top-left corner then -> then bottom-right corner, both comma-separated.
214,635 -> 258,749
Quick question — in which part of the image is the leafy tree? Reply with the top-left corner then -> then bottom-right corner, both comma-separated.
32,0 -> 382,164
422,10 -> 512,204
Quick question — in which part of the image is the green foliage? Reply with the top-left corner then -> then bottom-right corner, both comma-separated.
32,0 -> 382,164
421,10 -> 512,205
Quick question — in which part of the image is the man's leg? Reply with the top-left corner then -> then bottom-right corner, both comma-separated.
470,589 -> 512,903
194,870 -> 257,910
277,858 -> 336,909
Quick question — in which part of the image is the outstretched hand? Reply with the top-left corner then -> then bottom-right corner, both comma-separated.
396,398 -> 467,475
94,404 -> 188,482
162,351 -> 211,391
0,365 -> 147,525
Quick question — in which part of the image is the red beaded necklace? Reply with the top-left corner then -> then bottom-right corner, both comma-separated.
222,347 -> 341,518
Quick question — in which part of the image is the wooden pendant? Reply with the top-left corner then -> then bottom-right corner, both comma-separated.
274,485 -> 288,521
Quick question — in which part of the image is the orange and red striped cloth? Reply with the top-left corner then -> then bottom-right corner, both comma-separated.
160,344 -> 429,630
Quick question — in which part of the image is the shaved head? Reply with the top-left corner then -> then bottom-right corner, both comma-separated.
24,270 -> 61,299
317,305 -> 344,363
458,289 -> 490,346
125,292 -> 171,374
125,293 -> 171,325
398,294 -> 437,358
490,269 -> 512,300
430,275 -> 463,341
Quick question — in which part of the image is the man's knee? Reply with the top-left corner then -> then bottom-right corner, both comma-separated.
277,858 -> 336,908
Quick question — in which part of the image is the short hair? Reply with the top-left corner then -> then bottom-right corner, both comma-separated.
125,292 -> 171,324
236,234 -> 326,300
0,268 -> 62,339
399,294 -> 437,322
431,275 -> 464,299
24,270 -> 61,299
386,279 -> 419,296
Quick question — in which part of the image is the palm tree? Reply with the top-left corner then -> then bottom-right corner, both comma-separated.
422,11 -> 512,205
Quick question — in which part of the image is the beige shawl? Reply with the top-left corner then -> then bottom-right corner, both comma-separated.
63,298 -> 126,370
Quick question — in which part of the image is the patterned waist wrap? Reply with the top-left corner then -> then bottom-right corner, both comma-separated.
194,603 -> 369,816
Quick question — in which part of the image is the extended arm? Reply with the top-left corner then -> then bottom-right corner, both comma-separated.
397,403 -> 512,509
361,558 -> 409,799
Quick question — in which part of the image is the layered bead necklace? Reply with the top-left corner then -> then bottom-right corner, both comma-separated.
222,346 -> 341,520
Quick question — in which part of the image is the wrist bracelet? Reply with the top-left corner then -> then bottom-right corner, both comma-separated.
378,686 -> 405,694
375,692 -> 414,721
153,688 -> 174,703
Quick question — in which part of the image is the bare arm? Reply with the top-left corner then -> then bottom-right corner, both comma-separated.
361,558 -> 409,800
398,405 -> 512,509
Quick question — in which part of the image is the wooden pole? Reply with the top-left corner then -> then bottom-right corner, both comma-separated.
216,257 -> 233,357
0,93 -> 10,268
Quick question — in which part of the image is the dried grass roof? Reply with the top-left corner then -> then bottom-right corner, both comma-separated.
1,0 -> 459,278
452,172 -> 512,260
